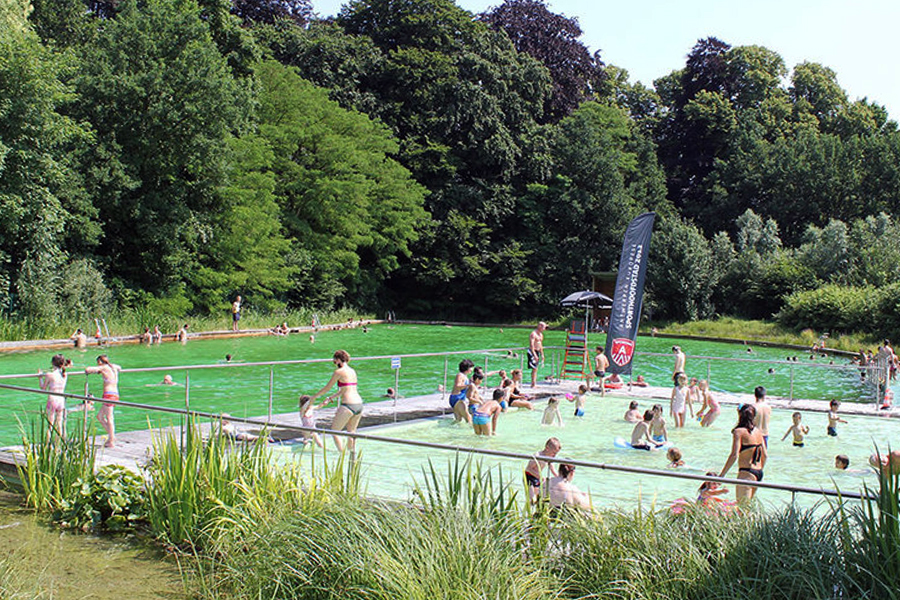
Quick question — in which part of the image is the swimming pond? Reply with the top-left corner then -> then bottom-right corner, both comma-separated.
0,324 -> 876,446
278,394 -> 893,511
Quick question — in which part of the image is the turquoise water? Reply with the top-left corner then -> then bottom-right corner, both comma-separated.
0,324 -> 876,446
277,395 -> 891,511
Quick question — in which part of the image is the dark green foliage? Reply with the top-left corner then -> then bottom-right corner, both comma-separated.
56,465 -> 145,532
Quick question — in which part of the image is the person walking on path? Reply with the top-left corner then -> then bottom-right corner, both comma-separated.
85,355 -> 122,448
311,350 -> 364,453
232,295 -> 242,332
529,322 -> 547,388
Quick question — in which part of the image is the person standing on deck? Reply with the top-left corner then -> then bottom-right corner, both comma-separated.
529,322 -> 547,388
232,295 -> 242,332
673,346 -> 686,375
592,347 -> 610,395
85,355 -> 122,448
753,385 -> 772,446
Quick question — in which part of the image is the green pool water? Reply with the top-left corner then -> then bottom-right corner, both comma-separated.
0,324 -> 878,446
278,395 -> 889,511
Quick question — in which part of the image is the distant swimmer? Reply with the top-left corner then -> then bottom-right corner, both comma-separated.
71,329 -> 87,349
672,346 -> 686,375
151,325 -> 162,344
176,323 -> 189,344
162,374 -> 175,385
140,327 -> 152,344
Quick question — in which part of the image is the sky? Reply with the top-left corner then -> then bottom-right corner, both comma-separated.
310,0 -> 900,119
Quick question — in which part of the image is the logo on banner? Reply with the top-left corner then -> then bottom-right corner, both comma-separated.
610,338 -> 635,367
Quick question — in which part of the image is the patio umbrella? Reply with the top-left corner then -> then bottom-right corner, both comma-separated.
560,291 -> 614,343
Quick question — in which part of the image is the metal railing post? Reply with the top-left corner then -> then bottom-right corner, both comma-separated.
268,366 -> 274,420
789,366 -> 794,402
442,357 -> 448,416
393,366 -> 400,424
183,370 -> 190,451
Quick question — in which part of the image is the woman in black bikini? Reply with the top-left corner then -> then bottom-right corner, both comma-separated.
311,349 -> 364,452
719,404 -> 767,503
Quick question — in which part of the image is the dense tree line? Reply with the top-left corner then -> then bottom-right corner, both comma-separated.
2,0 -> 900,330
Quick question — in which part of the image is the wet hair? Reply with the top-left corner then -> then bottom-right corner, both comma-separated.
672,346 -> 681,353
333,349 -> 350,363
643,409 -> 654,421
734,404 -> 756,432
458,359 -> 475,373
501,378 -> 513,388
548,397 -> 558,405
510,369 -> 522,379
558,463 -> 575,478
835,454 -> 850,469
225,354 -> 232,361
472,371 -> 484,382
830,399 -> 840,409
699,472 -> 719,492
96,354 -> 110,365
629,401 -> 638,410
652,403 -> 663,413
792,411 -> 802,420
667,447 -> 682,462
578,384 -> 588,393
674,372 -> 687,385
492,389 -> 505,401
545,437 -> 561,451
754,386 -> 766,400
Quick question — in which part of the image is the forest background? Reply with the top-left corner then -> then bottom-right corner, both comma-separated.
3,0 -> 900,340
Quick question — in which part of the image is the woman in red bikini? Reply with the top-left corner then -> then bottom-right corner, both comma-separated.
311,349 -> 364,452
85,355 -> 122,448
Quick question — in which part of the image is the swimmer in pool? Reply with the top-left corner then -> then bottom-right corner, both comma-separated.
472,392 -> 503,436
624,401 -> 642,423
449,359 -> 475,423
827,399 -> 847,436
667,447 -> 684,467
525,438 -> 561,502
650,404 -> 668,443
541,397 -> 563,426
630,410 -> 661,450
568,384 -> 588,417
781,412 -> 809,447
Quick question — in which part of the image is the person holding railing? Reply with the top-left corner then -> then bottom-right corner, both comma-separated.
311,349 -> 364,453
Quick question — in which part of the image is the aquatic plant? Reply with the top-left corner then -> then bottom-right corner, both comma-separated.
17,412 -> 96,513
412,453 -> 519,522
840,449 -> 900,599
55,465 -> 145,532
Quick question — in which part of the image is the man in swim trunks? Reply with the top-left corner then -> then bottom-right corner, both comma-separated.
592,346 -> 610,395
672,346 -> 686,376
752,385 -> 771,445
232,295 -> 242,332
525,437 -> 560,502
528,322 -> 547,388
85,355 -> 122,448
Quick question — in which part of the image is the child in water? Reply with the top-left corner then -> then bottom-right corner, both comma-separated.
568,384 -> 588,417
835,455 -> 850,470
827,399 -> 847,436
650,404 -> 668,442
624,401 -> 642,423
667,447 -> 684,467
630,410 -> 661,450
542,397 -> 563,426
698,472 -> 729,505
525,438 -> 561,502
781,412 -> 810,447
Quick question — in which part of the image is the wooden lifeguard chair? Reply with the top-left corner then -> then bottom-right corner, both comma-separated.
561,320 -> 590,381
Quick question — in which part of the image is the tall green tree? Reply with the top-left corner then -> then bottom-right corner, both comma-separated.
254,60 -> 427,308
72,0 -> 252,295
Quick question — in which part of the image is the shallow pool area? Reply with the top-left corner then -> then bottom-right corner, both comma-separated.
277,394 -> 894,511
0,323 -> 880,447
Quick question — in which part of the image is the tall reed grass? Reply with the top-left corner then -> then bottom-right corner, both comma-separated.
17,413 -> 96,512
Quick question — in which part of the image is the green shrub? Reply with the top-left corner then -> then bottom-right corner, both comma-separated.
778,284 -> 879,333
55,465 -> 145,532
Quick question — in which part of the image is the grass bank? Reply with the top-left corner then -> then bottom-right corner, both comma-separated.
650,316 -> 878,352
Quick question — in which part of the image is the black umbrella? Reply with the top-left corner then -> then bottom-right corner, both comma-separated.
560,290 -> 614,344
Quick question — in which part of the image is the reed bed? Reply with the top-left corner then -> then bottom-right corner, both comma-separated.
15,414 -> 900,599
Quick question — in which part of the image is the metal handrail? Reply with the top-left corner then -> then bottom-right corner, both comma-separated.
0,382 -> 876,502
0,346 -> 531,379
